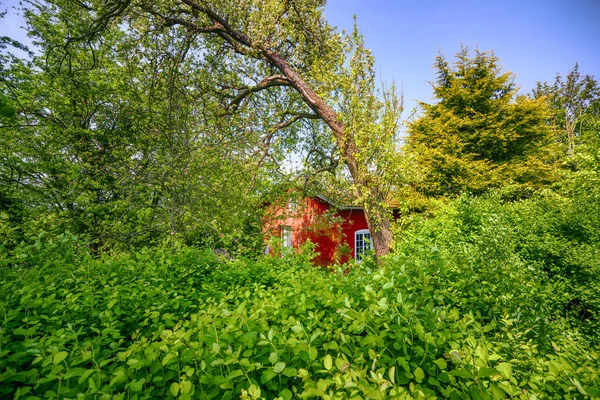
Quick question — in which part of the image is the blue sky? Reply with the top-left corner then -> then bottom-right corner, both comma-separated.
324,0 -> 600,116
2,0 -> 599,116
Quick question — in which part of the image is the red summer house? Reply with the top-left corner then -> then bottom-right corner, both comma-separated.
263,194 -> 398,266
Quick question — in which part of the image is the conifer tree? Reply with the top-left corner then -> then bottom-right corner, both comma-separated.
407,47 -> 556,197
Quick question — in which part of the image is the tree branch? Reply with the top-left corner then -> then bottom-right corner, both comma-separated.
227,75 -> 292,110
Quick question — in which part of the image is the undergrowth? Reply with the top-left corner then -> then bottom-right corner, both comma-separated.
0,227 -> 598,399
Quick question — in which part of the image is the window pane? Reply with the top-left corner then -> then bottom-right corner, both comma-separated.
355,230 -> 371,261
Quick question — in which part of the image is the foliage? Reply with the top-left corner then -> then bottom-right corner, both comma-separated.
1,232 -> 598,399
393,190 -> 600,341
406,47 -> 557,197
533,63 -> 600,158
0,1 -> 269,252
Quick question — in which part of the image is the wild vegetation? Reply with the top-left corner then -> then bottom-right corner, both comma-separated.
1,0 -> 599,399
1,219 -> 599,399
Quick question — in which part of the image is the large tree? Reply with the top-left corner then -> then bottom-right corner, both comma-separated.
406,47 -> 556,197
36,0 -> 402,258
0,0 -> 276,251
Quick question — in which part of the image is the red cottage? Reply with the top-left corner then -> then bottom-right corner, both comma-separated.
263,194 -> 386,266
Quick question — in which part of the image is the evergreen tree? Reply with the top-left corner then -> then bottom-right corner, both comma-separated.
406,47 -> 557,197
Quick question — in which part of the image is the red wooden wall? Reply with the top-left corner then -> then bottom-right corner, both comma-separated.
263,196 -> 370,266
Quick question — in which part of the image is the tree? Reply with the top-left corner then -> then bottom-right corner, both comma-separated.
534,66 -> 600,213
0,1 -> 272,251
406,46 -> 556,197
47,0 -> 402,258
533,63 -> 600,158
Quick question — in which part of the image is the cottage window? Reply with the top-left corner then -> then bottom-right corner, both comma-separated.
355,229 -> 372,261
281,225 -> 292,248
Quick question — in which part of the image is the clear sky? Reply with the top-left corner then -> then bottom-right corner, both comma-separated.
324,0 -> 600,116
1,0 -> 599,116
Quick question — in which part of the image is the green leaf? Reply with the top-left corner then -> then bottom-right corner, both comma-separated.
162,353 -> 176,366
78,370 -> 95,385
181,381 -> 193,395
248,384 -> 261,398
228,369 -> 244,380
434,359 -> 447,370
53,351 -> 68,364
414,367 -> 425,383
449,368 -> 472,378
490,383 -> 505,400
170,382 -> 179,397
477,367 -> 497,378
269,352 -> 278,364
263,369 -> 277,382
280,388 -> 293,400
212,342 -> 220,354
13,327 -> 28,336
130,379 -> 143,392
64,367 -> 85,380
396,292 -> 403,303
274,362 -> 286,374
388,366 -> 396,384
324,354 -> 332,371
495,362 -> 512,379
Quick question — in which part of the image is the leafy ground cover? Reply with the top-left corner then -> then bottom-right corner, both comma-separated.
1,227 -> 599,399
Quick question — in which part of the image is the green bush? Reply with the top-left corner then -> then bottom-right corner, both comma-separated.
395,191 -> 600,340
1,232 -> 598,399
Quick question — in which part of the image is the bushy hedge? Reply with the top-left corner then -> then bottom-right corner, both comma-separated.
1,231 -> 598,399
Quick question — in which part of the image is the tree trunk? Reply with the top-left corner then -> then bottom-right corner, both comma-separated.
141,2 -> 395,259
262,50 -> 393,258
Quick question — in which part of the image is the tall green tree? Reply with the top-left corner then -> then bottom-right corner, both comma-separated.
52,0 -> 403,258
534,66 -> 600,217
0,1 -> 271,251
3,0 -> 403,258
406,47 -> 556,197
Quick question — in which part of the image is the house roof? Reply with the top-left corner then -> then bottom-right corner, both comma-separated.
314,194 -> 400,211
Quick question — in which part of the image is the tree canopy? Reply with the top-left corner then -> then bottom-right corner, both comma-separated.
0,0 -> 403,257
406,47 -> 557,197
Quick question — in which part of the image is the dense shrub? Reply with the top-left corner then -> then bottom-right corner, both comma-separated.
394,191 -> 600,340
1,232 -> 598,399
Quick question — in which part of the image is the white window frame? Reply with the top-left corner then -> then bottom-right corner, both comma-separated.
354,229 -> 372,261
281,225 -> 292,248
